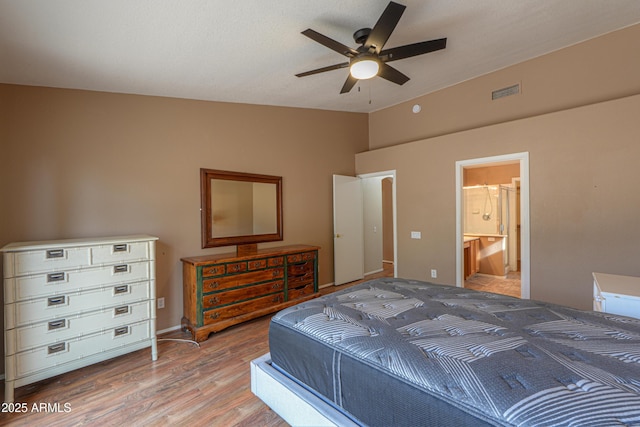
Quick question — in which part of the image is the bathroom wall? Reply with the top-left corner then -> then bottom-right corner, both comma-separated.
464,186 -> 500,235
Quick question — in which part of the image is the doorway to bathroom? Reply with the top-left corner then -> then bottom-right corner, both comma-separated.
455,153 -> 530,299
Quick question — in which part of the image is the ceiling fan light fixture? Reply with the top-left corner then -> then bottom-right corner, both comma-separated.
350,57 -> 379,80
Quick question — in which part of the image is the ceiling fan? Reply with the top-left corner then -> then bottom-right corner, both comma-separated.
296,1 -> 447,94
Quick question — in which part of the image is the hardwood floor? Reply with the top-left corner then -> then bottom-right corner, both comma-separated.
1,266 -> 395,426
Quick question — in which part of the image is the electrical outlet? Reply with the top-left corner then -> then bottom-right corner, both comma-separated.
157,297 -> 165,309
431,269 -> 437,279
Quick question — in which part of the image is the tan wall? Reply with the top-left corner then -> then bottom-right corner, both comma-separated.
356,93 -> 640,310
369,24 -> 640,149
0,84 -> 369,344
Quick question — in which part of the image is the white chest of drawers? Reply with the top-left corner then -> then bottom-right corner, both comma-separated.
593,272 -> 640,319
2,235 -> 158,402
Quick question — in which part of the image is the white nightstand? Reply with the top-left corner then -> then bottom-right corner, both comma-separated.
593,272 -> 640,319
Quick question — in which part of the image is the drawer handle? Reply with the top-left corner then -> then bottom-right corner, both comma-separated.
272,283 -> 282,290
114,326 -> 129,336
48,342 -> 66,354
114,306 -> 129,315
113,244 -> 128,252
113,264 -> 129,273
48,319 -> 66,330
209,296 -> 220,305
46,249 -> 65,259
47,272 -> 66,283
208,312 -> 220,320
47,296 -> 66,306
114,285 -> 129,294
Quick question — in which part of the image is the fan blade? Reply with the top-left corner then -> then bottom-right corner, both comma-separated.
378,62 -> 409,85
340,74 -> 359,94
301,29 -> 358,57
365,1 -> 406,54
380,38 -> 447,62
296,62 -> 349,77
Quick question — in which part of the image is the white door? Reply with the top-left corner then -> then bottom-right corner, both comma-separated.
333,174 -> 364,285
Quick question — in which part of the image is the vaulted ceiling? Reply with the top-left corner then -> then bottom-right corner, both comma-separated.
2,1 -> 640,113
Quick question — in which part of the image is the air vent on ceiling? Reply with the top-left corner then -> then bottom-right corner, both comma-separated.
492,83 -> 520,100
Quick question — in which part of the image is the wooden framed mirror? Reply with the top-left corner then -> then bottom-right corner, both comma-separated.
200,169 -> 283,251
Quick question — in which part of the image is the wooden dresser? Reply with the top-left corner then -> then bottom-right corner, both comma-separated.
181,245 -> 319,342
1,235 -> 158,402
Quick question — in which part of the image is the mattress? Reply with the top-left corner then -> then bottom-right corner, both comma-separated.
269,277 -> 640,426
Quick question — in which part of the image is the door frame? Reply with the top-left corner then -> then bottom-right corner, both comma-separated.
358,170 -> 398,278
455,153 -> 530,299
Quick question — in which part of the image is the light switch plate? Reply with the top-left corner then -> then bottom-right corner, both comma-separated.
411,231 -> 421,239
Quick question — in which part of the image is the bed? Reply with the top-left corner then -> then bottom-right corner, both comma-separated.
251,277 -> 640,426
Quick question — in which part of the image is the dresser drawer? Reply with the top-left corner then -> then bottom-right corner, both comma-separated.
90,241 -> 150,264
288,260 -> 314,275
268,256 -> 284,267
247,259 -> 267,270
288,272 -> 314,288
14,320 -> 151,379
9,281 -> 150,328
6,261 -> 150,303
203,293 -> 284,325
202,264 -> 225,277
287,251 -> 316,264
9,247 -> 91,277
10,300 -> 151,354
203,268 -> 284,293
288,283 -> 315,300
203,280 -> 284,309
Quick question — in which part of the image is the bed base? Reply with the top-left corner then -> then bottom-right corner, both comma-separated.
250,353 -> 360,427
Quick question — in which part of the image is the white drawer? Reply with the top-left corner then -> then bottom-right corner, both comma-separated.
8,281 -> 150,328
10,247 -> 91,277
90,241 -> 150,265
9,301 -> 151,354
6,261 -> 150,303
14,320 -> 151,379
601,292 -> 640,319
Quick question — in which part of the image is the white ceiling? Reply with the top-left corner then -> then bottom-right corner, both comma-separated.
1,1 -> 640,113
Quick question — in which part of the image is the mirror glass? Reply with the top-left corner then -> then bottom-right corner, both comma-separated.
201,169 -> 282,248
210,180 -> 277,238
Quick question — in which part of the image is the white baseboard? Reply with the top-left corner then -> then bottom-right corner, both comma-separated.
319,282 -> 335,289
157,324 -> 183,335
